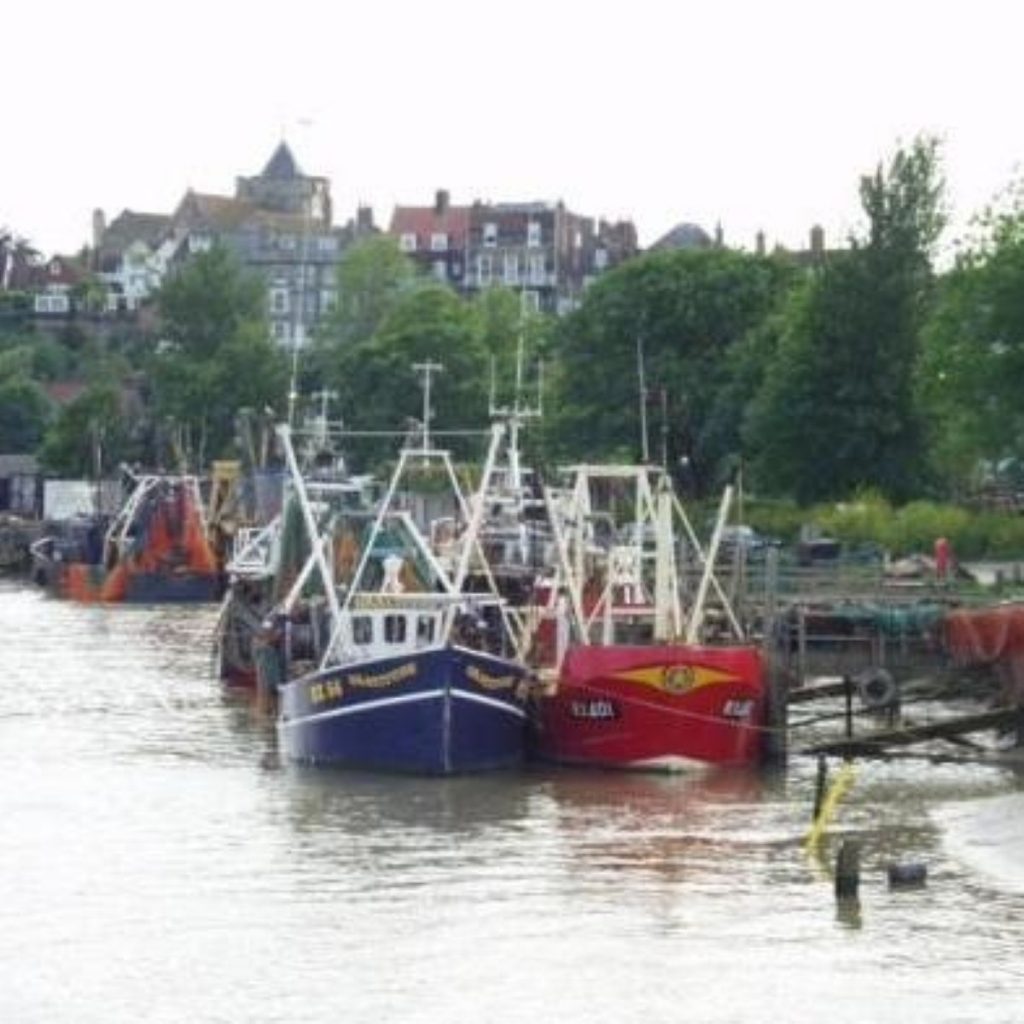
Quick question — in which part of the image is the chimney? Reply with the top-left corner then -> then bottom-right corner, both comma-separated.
435,189 -> 450,216
755,230 -> 766,256
357,205 -> 374,233
810,224 -> 825,257
93,208 -> 107,250
714,221 -> 724,248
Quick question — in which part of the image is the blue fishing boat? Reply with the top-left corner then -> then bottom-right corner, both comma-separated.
272,387 -> 533,774
278,595 -> 530,772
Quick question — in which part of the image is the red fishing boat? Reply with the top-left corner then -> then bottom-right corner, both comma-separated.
31,473 -> 223,603
529,466 -> 768,770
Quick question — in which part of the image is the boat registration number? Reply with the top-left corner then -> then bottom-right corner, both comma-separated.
569,699 -> 619,720
722,698 -> 754,720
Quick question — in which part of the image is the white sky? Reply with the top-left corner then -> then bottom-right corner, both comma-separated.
4,0 -> 1022,258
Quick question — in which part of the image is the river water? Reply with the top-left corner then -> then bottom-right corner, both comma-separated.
2,580 -> 1023,1023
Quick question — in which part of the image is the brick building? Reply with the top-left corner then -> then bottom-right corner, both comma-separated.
390,191 -> 637,314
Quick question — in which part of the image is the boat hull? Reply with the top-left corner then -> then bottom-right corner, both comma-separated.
278,646 -> 530,774
37,560 -> 222,603
532,644 -> 766,770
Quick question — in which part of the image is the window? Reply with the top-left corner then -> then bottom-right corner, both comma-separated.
432,260 -> 447,281
503,252 -> 520,285
318,235 -> 338,253
272,321 -> 290,341
527,221 -> 542,248
278,233 -> 296,250
352,617 -> 373,645
522,289 -> 541,313
594,247 -> 609,270
321,288 -> 337,313
417,616 -> 436,644
399,233 -> 417,252
35,293 -> 70,315
384,615 -> 407,643
477,254 -> 492,286
483,222 -> 498,247
270,287 -> 289,314
430,232 -> 448,251
528,254 -> 546,285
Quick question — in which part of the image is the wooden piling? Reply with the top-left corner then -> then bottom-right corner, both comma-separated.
835,840 -> 861,903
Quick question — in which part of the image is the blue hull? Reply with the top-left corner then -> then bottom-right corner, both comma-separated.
278,647 -> 529,774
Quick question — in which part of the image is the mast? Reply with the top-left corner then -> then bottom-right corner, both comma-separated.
412,360 -> 444,454
637,335 -> 650,463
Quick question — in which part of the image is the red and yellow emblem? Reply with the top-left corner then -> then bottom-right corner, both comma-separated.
612,662 -> 739,695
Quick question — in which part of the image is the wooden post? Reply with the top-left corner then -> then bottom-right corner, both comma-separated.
835,840 -> 861,903
812,755 -> 827,822
844,674 -> 854,741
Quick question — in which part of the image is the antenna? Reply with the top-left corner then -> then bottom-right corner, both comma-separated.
637,336 -> 650,463
489,290 -> 542,492
310,388 -> 338,448
659,387 -> 669,471
412,361 -> 443,453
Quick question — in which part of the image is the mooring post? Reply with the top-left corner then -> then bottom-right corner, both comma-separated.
835,839 -> 861,903
843,674 -> 854,741
812,755 -> 828,823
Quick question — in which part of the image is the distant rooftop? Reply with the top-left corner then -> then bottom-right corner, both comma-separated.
261,142 -> 302,180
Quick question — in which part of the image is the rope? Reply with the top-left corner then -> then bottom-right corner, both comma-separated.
556,673 -> 784,736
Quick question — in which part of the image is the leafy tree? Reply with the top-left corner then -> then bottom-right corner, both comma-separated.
0,377 -> 51,453
0,227 -> 38,289
315,235 -> 419,349
471,287 -> 551,412
149,246 -> 287,465
320,284 -> 489,466
37,383 -> 133,475
919,180 -> 1024,492
746,136 -> 946,503
550,248 -> 793,490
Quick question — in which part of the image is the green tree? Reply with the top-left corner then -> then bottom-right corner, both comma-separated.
919,180 -> 1024,492
0,377 -> 51,453
37,384 -> 132,475
316,236 -> 418,347
320,284 -> 489,464
150,246 -> 287,465
550,248 -> 793,490
746,136 -> 946,503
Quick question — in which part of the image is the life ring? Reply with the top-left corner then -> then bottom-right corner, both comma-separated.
856,667 -> 898,710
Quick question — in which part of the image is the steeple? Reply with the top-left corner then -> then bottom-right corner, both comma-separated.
262,141 -> 302,180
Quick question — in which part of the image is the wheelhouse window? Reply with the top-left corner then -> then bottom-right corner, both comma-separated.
417,615 -> 436,644
384,615 -> 407,643
352,616 -> 373,645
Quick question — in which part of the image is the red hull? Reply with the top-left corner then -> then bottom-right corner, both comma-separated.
533,644 -> 766,770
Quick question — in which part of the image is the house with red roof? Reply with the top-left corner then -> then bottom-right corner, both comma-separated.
389,190 -> 471,287
389,190 -> 637,314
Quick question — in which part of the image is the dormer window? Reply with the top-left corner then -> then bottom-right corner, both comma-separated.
527,221 -> 542,248
483,222 -> 498,247
400,233 -> 417,252
430,232 -> 448,251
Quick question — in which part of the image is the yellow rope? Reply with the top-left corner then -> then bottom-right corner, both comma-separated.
805,761 -> 856,854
